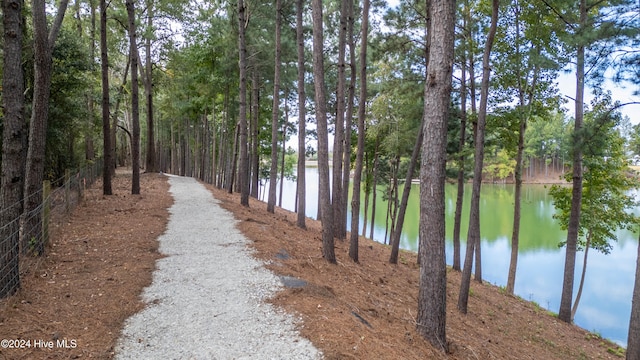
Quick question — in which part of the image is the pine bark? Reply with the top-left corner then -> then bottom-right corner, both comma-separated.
0,0 -> 25,297
350,0 -> 370,262
126,0 -> 140,195
237,0 -> 250,206
100,0 -> 112,195
332,0 -> 348,239
250,69 -> 260,199
267,0 -> 282,213
22,0 -> 69,254
416,0 -> 455,350
295,0 -> 307,229
311,0 -> 336,263
342,0 -> 356,238
144,0 -> 156,173
559,0 -> 586,324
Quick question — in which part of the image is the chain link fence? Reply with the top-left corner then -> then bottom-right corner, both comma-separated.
0,159 -> 104,297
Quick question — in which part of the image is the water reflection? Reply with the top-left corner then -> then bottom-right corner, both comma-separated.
267,167 -> 637,346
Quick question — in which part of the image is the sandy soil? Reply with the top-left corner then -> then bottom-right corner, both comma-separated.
0,172 -> 626,359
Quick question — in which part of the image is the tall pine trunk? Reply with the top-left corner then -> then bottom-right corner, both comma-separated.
452,3 -> 470,272
22,0 -> 69,254
295,0 -> 307,229
250,69 -> 260,198
311,0 -> 336,263
416,0 -> 455,350
349,0 -> 369,262
558,0 -> 586,324
268,0 -> 282,213
144,0 -> 156,173
458,0 -> 498,313
0,0 -> 25,297
237,0 -> 250,206
342,0 -> 356,241
100,0 -> 112,195
332,0 -> 348,240
390,118 -> 423,264
126,0 -> 140,195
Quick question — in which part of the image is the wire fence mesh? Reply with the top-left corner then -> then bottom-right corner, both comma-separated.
0,159 -> 104,298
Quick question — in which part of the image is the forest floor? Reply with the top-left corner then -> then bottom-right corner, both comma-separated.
0,171 -> 627,359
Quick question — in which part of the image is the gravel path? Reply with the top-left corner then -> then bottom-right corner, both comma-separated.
114,175 -> 321,359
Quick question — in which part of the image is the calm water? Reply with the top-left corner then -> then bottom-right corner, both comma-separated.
265,167 -> 637,346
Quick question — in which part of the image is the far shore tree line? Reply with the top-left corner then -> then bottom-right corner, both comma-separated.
2,0 -> 640,357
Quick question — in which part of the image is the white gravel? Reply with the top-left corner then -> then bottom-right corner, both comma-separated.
114,175 -> 322,360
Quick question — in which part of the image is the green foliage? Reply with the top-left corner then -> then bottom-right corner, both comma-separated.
46,26 -> 92,179
484,148 -> 516,182
549,95 -> 639,254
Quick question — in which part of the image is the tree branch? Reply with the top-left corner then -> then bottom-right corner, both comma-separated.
48,0 -> 71,53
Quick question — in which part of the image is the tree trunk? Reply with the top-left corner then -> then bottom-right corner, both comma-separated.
452,4 -> 469,272
458,0 -> 498,314
111,59 -> 129,177
296,0 -> 307,229
100,0 -> 112,195
332,0 -> 348,240
626,231 -> 640,360
144,0 -> 156,173
311,0 -> 336,263
369,143 -> 380,240
0,0 -> 25,297
126,0 -> 140,195
267,0 -> 282,213
390,118 -> 424,264
361,153 -> 370,236
211,105 -> 218,184
22,0 -> 69,254
250,69 -> 260,198
416,0 -> 455,351
237,0 -> 250,206
558,0 -> 586,324
228,123 -> 240,194
349,0 -> 369,262
571,231 -> 591,321
342,0 -> 356,242
507,116 -> 526,293
84,0 -> 96,162
279,103 -> 288,207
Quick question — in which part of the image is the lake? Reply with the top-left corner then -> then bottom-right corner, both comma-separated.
263,167 -> 637,346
